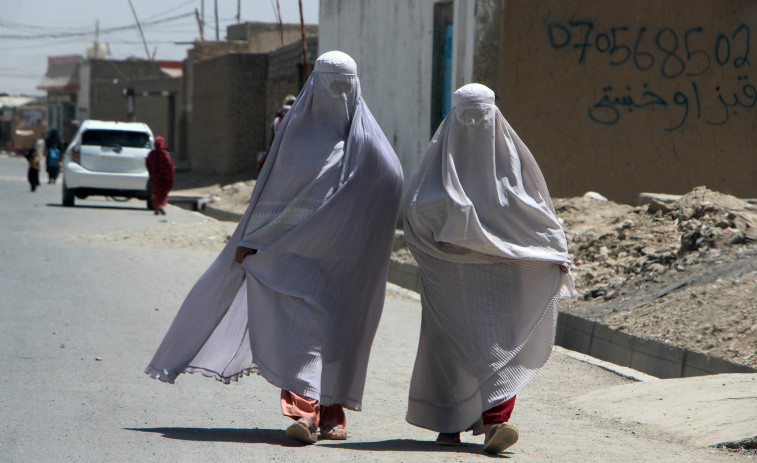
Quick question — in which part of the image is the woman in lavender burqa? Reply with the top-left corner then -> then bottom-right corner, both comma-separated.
145,51 -> 403,444
403,84 -> 576,454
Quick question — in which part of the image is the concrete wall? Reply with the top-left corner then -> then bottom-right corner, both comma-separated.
77,62 -> 91,121
181,41 -> 252,165
484,0 -> 757,204
319,0 -> 757,205
182,35 -> 316,174
189,53 -> 268,175
265,36 -> 318,148
228,22 -> 318,53
319,0 -> 436,184
85,60 -> 179,152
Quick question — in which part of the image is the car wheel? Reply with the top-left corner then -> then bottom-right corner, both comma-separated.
62,182 -> 75,207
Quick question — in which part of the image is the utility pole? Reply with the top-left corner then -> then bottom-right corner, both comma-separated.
194,8 -> 204,40
94,20 -> 100,58
201,0 -> 205,39
276,0 -> 284,46
214,0 -> 219,41
237,0 -> 241,23
126,0 -> 151,60
299,0 -> 309,82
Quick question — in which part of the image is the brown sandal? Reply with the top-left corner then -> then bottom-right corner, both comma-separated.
483,423 -> 519,454
285,417 -> 317,444
319,424 -> 348,440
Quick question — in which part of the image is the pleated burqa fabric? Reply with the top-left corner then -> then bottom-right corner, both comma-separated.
145,51 -> 404,411
404,84 -> 576,432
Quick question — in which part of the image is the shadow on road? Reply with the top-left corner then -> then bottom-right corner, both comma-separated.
125,427 -> 300,447
320,439 -> 510,458
46,203 -> 149,212
127,427 -> 511,457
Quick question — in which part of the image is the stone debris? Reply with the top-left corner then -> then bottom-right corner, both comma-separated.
559,187 -> 757,290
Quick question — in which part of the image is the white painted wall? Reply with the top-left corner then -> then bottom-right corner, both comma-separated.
77,61 -> 90,121
451,0 -> 475,90
319,0 -> 438,187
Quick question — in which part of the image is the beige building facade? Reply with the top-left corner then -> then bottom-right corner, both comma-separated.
320,0 -> 757,204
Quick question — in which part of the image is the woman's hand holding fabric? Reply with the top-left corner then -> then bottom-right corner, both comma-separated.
235,246 -> 257,264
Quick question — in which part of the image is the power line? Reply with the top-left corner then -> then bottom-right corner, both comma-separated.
144,0 -> 198,21
0,12 -> 194,40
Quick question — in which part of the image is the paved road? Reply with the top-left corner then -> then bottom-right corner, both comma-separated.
0,154 -> 748,462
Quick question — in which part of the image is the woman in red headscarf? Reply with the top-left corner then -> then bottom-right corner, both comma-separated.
145,136 -> 175,215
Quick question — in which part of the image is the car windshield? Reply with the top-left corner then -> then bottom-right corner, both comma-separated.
81,129 -> 151,148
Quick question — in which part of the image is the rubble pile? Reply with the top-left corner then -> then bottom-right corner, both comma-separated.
558,187 -> 757,294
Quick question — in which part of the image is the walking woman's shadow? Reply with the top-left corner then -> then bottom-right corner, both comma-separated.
126,428 -> 512,457
125,427 -> 300,448
319,439 -> 511,458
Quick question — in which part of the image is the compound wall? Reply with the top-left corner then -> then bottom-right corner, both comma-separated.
190,53 -> 269,175
319,0 -> 437,185
483,0 -> 757,203
319,0 -> 757,204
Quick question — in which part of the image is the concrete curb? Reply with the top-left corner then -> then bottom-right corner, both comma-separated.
169,194 -> 244,222
388,259 -> 757,379
167,194 -> 204,210
555,311 -> 755,378
201,203 -> 243,222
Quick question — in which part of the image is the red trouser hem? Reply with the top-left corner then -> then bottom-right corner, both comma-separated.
482,396 -> 516,425
280,390 -> 346,429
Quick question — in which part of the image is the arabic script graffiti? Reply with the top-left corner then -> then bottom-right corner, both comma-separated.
547,20 -> 753,130
590,77 -> 756,131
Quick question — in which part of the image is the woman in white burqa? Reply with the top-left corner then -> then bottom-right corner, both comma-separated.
403,83 -> 576,454
146,51 -> 403,444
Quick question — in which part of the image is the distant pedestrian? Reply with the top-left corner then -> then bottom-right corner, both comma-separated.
25,148 -> 41,192
145,51 -> 403,446
45,129 -> 61,155
403,83 -> 576,454
272,104 -> 291,136
46,142 -> 61,184
261,95 -> 297,168
145,137 -> 174,215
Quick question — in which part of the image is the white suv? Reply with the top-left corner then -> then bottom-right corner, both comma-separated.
62,120 -> 155,208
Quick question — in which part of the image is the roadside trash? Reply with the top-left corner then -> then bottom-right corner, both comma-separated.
583,288 -> 607,300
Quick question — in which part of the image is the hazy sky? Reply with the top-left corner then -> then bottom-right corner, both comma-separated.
0,0 -> 319,96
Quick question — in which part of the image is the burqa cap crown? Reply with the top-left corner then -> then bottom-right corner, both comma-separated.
452,83 -> 495,106
314,51 -> 357,75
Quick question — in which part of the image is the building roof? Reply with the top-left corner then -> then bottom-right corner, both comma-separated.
37,55 -> 82,91
158,60 -> 183,78
0,95 -> 39,108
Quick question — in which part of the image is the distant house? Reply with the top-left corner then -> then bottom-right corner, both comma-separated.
183,22 -> 318,175
37,54 -> 182,150
0,95 -> 46,153
37,55 -> 81,143
35,21 -> 319,175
